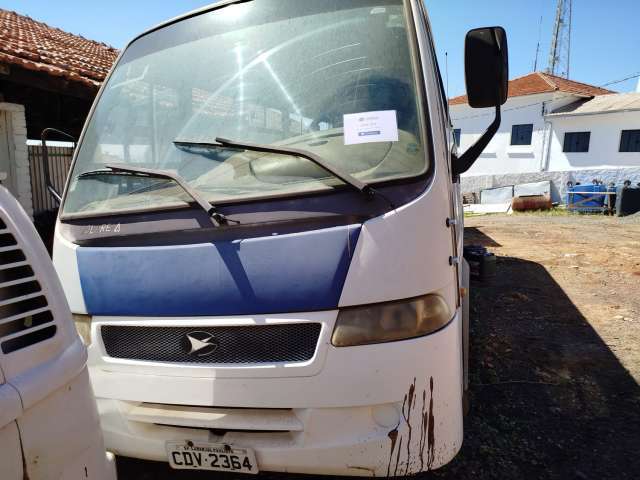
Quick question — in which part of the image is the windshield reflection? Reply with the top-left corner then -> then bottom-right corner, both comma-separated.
63,0 -> 427,216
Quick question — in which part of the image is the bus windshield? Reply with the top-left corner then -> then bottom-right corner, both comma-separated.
62,0 -> 427,216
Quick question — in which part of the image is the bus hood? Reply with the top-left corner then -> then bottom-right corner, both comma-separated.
75,224 -> 361,316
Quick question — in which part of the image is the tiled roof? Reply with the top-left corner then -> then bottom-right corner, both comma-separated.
449,72 -> 613,106
0,9 -> 119,88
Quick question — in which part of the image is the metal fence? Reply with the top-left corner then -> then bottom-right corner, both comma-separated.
28,145 -> 73,215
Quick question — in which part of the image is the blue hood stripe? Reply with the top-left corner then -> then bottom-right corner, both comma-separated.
77,225 -> 361,316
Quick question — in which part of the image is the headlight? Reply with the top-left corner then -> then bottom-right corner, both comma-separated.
332,294 -> 451,347
72,314 -> 92,345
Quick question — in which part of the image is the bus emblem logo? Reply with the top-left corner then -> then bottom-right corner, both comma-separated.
182,331 -> 220,357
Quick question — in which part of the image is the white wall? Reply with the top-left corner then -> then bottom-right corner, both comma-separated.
451,92 -> 582,177
547,110 -> 640,172
0,103 -> 33,217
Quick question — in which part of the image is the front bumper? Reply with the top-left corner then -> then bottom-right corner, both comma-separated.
88,311 -> 464,476
100,400 -> 409,476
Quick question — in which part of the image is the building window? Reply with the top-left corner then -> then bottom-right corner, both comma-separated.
563,132 -> 591,153
511,124 -> 533,146
453,128 -> 461,147
620,130 -> 640,152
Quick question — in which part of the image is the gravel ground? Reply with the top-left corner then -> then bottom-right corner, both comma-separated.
117,213 -> 640,480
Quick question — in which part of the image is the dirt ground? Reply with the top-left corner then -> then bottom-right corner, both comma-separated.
432,213 -> 640,480
118,213 -> 640,480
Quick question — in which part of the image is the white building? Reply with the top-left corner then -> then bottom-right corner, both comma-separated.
450,72 -> 640,201
545,93 -> 640,171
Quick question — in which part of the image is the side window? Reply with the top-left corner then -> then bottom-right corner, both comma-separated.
511,124 -> 533,146
453,128 -> 461,147
620,130 -> 640,152
563,132 -> 590,152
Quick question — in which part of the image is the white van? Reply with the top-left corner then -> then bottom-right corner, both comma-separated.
51,0 -> 508,476
0,186 -> 116,479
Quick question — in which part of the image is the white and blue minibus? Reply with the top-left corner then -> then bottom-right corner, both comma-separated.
51,0 -> 508,475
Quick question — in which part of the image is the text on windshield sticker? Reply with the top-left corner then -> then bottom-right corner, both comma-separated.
343,110 -> 399,145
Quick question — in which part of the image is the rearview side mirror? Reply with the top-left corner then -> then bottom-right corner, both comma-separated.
465,27 -> 509,108
452,27 -> 509,177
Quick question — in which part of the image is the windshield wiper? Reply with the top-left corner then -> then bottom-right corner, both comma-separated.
78,164 -> 235,226
173,138 -> 372,197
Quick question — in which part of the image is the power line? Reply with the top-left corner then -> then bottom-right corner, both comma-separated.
598,72 -> 640,88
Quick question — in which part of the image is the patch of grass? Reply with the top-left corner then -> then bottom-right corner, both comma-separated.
512,207 -> 569,216
464,211 -> 489,218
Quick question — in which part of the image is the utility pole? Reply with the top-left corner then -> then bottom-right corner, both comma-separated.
546,0 -> 572,78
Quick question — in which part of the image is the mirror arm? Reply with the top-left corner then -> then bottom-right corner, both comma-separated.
452,105 -> 501,177
41,128 -> 76,205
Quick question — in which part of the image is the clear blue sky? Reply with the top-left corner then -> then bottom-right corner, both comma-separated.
4,0 -> 639,96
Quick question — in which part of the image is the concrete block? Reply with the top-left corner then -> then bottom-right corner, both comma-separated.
11,116 -> 26,128
0,102 -> 24,112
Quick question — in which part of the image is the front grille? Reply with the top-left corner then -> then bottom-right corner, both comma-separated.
101,323 -> 322,364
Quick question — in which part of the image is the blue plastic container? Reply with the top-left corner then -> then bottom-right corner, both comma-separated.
567,184 -> 613,213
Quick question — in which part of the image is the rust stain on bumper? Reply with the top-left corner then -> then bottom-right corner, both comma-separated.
387,376 -> 436,477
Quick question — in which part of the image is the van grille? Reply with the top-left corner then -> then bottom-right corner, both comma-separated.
0,221 -> 56,354
101,323 -> 322,364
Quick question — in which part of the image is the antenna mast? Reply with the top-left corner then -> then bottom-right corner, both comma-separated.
546,0 -> 573,78
534,15 -> 543,71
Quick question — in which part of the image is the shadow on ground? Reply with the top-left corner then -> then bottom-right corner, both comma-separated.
117,230 -> 640,479
436,229 -> 640,479
464,226 -> 502,248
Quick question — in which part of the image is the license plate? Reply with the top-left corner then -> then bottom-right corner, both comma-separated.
166,441 -> 259,474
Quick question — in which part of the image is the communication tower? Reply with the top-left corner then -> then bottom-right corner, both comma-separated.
546,0 -> 573,78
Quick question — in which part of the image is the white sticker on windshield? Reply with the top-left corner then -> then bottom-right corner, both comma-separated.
343,110 -> 399,145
